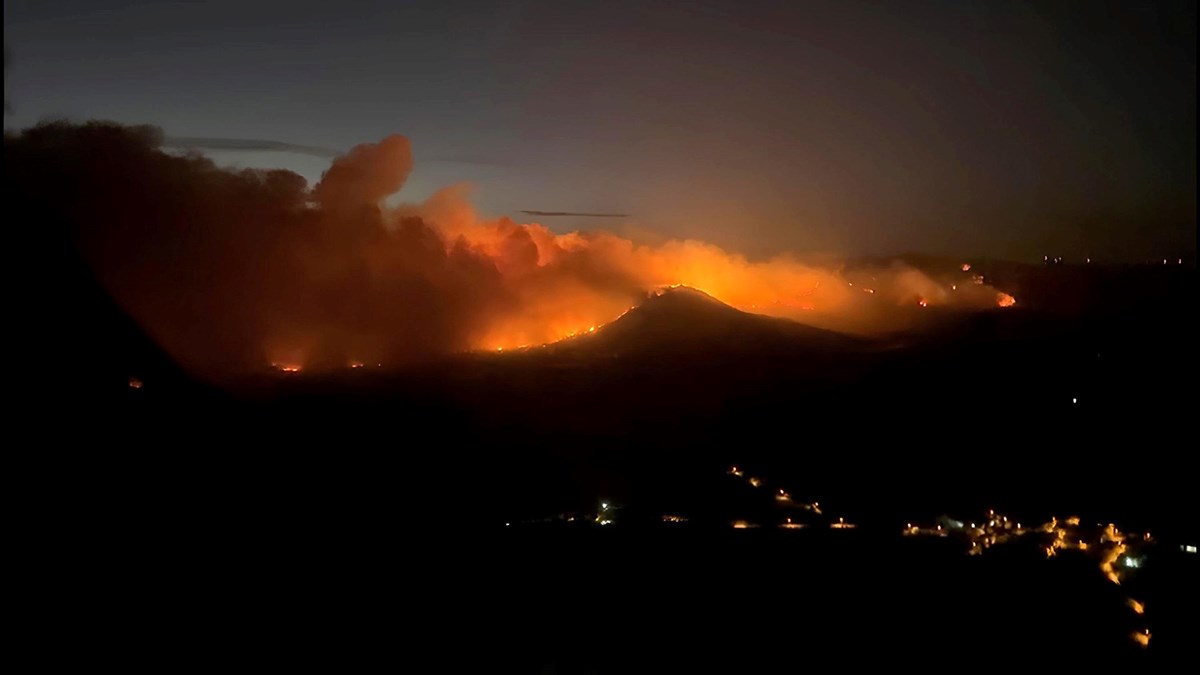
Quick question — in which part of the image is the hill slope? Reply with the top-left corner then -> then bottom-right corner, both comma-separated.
548,286 -> 862,357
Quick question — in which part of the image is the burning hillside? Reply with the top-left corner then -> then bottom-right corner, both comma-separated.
540,285 -> 862,357
7,122 -> 1015,377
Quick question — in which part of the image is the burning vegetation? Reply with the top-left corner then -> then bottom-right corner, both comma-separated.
9,122 -> 1016,377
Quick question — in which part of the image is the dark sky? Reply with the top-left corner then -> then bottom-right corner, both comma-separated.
4,0 -> 1195,261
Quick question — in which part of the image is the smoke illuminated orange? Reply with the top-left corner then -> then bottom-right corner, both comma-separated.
406,184 -> 1018,354
28,123 -> 1017,374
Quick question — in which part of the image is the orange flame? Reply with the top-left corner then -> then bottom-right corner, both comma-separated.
239,140 -> 1023,366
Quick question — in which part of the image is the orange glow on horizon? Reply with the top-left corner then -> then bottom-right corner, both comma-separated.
412,187 -> 1021,352
261,203 -> 1021,362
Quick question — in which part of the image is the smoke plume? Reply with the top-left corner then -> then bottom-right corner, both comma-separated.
6,122 -> 1011,377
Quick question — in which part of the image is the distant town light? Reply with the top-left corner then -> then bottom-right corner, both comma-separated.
1132,629 -> 1151,648
1184,544 -> 1198,554
601,502 -> 609,511
1123,556 -> 1140,568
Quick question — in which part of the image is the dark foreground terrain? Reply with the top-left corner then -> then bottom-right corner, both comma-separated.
48,523 -> 1196,669
22,256 -> 1199,666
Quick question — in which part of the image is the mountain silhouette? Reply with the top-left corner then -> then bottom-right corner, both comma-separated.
549,285 -> 862,358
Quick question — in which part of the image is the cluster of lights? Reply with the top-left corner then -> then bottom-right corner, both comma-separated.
907,511 -> 1153,647
265,360 -> 385,374
1043,254 -> 1186,267
511,466 -> 1172,650
727,466 -> 824,520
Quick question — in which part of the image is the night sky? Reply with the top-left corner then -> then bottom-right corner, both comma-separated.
4,0 -> 1195,261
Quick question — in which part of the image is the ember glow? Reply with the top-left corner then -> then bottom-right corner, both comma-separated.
15,123 -> 1017,377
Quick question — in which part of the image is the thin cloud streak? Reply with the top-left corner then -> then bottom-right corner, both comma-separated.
521,210 -> 630,218
164,136 -> 342,158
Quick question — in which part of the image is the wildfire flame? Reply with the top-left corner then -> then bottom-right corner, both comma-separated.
21,123 -> 1020,374
265,138 -> 1026,364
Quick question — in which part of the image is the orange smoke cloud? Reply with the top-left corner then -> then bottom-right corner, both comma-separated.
407,186 -> 1012,349
9,122 -> 1014,376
